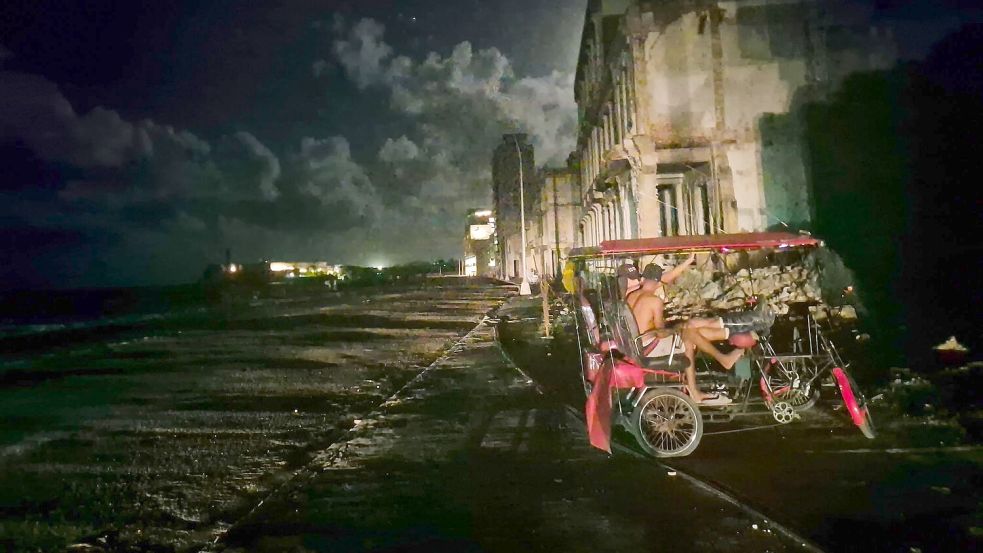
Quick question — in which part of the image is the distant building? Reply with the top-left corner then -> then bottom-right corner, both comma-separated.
463,209 -> 496,277
267,262 -> 343,279
528,166 -> 580,280
574,0 -> 896,245
203,260 -> 342,284
492,134 -> 537,281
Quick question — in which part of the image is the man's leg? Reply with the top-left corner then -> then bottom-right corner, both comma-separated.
682,328 -> 744,369
682,317 -> 724,330
682,339 -> 707,402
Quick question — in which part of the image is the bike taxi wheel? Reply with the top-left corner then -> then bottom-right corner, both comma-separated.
770,367 -> 821,411
832,367 -> 876,439
755,355 -> 821,411
631,388 -> 704,458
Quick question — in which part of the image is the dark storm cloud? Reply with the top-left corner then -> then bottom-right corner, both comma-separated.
0,65 -> 392,285
0,72 -> 139,169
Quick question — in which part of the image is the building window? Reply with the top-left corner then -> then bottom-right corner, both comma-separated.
658,184 -> 679,237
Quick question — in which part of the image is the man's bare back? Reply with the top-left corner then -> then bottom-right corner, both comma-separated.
626,284 -> 667,339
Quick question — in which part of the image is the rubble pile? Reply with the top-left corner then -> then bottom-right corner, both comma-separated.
664,263 -> 829,318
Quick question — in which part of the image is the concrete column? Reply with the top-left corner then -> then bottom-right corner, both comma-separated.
622,175 -> 639,239
592,204 -> 602,245
599,204 -> 607,243
636,171 -> 663,238
712,145 -> 739,232
612,196 -> 623,240
614,80 -> 624,144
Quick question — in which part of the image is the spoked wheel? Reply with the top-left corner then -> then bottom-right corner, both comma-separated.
631,389 -> 703,458
759,356 -> 822,412
832,367 -> 876,439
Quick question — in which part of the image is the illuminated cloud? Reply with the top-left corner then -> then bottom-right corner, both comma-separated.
219,132 -> 282,201
333,18 -> 394,89
331,19 -> 577,165
378,136 -> 420,163
294,136 -> 381,221
321,17 -> 578,268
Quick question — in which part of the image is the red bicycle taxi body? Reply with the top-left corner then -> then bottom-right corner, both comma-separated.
567,232 -> 875,457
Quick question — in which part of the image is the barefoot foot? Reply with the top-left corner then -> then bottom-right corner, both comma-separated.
690,390 -> 711,403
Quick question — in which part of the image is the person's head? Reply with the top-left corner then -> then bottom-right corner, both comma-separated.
639,263 -> 664,291
616,263 -> 642,296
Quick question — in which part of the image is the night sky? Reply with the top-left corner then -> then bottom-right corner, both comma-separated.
0,0 -> 978,289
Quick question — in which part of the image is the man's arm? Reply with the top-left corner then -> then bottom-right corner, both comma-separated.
661,253 -> 696,285
650,296 -> 666,330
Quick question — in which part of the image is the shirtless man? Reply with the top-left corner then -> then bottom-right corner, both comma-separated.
625,255 -> 742,404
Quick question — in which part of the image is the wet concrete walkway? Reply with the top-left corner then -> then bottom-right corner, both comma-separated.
0,283 -> 509,551
217,318 -> 811,553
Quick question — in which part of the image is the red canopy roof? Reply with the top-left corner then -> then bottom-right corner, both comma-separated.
568,232 -> 822,258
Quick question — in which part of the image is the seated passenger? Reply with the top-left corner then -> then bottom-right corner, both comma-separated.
615,263 -> 643,298
626,255 -> 742,405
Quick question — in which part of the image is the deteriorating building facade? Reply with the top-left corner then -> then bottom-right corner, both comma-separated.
528,167 -> 581,280
492,134 -> 538,280
574,0 -> 896,246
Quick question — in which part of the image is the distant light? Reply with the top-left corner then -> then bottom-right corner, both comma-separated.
270,262 -> 294,272
228,264 -> 238,273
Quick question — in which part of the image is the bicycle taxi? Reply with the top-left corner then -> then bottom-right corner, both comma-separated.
566,231 -> 875,457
